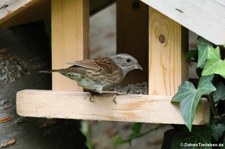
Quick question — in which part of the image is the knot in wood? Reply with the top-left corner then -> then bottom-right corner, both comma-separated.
159,34 -> 165,44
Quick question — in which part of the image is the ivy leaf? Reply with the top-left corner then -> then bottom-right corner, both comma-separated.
186,49 -> 198,62
213,82 -> 225,103
172,75 -> 216,131
197,37 -> 212,68
202,46 -> 225,78
170,126 -> 211,149
211,123 -> 225,141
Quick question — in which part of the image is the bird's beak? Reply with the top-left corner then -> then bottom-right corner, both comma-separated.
134,63 -> 143,71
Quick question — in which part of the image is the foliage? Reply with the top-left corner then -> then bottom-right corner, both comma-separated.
170,126 -> 211,149
172,75 -> 216,131
213,82 -> 225,103
197,38 -> 212,68
169,37 -> 225,148
211,122 -> 225,141
202,46 -> 225,78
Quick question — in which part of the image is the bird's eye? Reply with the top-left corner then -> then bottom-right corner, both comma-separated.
126,58 -> 131,63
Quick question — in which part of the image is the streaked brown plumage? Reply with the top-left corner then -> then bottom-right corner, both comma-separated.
40,53 -> 143,94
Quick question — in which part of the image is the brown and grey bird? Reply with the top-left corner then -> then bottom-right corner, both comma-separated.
40,53 -> 142,97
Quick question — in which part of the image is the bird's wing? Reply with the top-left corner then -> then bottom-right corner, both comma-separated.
67,59 -> 102,71
67,57 -> 117,73
93,57 -> 116,73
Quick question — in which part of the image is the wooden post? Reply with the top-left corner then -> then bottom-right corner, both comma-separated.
117,0 -> 148,84
51,0 -> 89,91
148,7 -> 188,96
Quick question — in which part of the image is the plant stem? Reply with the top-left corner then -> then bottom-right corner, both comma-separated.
118,124 -> 166,144
208,94 -> 219,123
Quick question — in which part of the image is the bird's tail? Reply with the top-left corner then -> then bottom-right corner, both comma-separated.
39,69 -> 62,73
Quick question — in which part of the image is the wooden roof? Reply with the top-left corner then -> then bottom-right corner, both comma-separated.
0,0 -> 114,27
0,0 -> 224,44
141,0 -> 225,45
0,0 -> 50,27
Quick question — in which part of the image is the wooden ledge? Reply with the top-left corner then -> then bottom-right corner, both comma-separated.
16,90 -> 210,125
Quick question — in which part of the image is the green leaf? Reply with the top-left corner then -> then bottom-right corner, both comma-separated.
170,126 -> 211,149
211,123 -> 225,141
223,137 -> 225,148
186,50 -> 198,62
113,135 -> 127,145
172,75 -> 216,131
131,123 -> 143,137
202,46 -> 225,78
113,123 -> 143,145
197,37 -> 213,68
213,82 -> 225,103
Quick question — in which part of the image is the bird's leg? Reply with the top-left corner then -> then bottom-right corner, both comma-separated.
112,94 -> 117,104
101,90 -> 127,104
88,92 -> 97,102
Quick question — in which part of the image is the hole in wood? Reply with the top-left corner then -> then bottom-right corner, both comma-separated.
132,1 -> 140,10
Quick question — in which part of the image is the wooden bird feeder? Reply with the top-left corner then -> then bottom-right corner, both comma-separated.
2,0 -> 224,125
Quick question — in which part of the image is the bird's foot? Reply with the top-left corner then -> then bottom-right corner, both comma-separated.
89,95 -> 95,102
112,94 -> 117,104
101,90 -> 127,104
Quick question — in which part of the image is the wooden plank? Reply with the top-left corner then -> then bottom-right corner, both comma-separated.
90,0 -> 115,15
52,0 -> 89,91
141,0 -> 225,45
0,0 -> 50,27
117,0 -> 148,84
148,7 -> 188,96
0,0 -> 114,27
16,90 -> 210,125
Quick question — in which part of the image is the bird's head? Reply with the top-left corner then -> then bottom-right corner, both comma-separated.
110,53 -> 143,76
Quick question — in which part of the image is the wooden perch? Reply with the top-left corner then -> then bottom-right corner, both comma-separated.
17,90 -> 210,125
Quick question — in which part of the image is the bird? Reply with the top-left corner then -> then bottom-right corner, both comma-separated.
39,53 -> 143,102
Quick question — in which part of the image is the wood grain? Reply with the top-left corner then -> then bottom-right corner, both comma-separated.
0,0 -> 50,27
148,8 -> 188,96
117,0 -> 148,84
51,0 -> 89,91
141,0 -> 225,45
17,90 -> 209,125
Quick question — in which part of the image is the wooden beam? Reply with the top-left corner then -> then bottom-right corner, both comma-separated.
117,0 -> 148,84
51,0 -> 89,91
90,0 -> 115,15
0,0 -> 50,27
141,0 -> 225,45
148,7 -> 188,96
17,90 -> 210,125
0,0 -> 115,28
